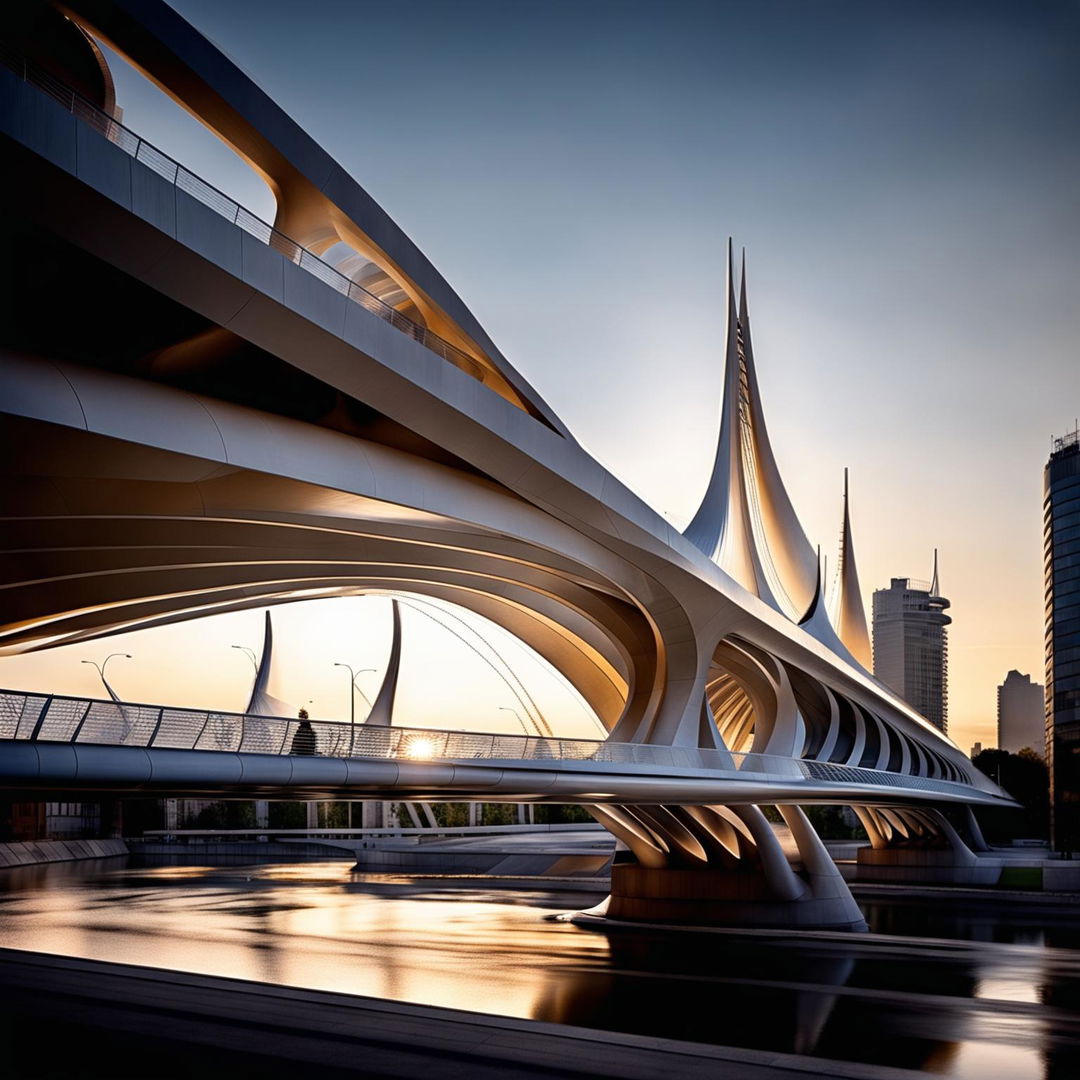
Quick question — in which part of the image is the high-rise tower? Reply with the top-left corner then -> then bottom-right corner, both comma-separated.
1045,426 -> 1080,851
872,552 -> 951,733
997,670 -> 1044,755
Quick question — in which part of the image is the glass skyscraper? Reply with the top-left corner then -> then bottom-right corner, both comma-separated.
1045,427 -> 1080,852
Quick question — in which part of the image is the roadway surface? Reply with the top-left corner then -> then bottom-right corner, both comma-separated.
0,948 -> 945,1080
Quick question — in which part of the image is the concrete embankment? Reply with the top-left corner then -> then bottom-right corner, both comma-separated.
130,840 -> 355,865
0,838 -> 127,867
0,949 -> 938,1080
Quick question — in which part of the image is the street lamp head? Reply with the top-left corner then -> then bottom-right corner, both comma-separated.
231,645 -> 257,672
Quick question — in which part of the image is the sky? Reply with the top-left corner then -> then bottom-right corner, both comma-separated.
3,0 -> 1079,753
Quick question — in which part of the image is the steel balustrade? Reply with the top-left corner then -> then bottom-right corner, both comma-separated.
0,688 -> 980,799
0,46 -> 485,378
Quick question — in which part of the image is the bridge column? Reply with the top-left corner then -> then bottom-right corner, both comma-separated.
852,806 -> 1002,885
577,802 -> 866,931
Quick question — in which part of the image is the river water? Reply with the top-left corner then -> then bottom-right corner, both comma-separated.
1,858 -> 1078,1078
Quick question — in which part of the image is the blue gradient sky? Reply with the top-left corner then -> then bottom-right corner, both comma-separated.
4,0 -> 1078,751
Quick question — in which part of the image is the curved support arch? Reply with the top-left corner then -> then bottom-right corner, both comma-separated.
673,805 -> 746,868
632,806 -> 710,868
711,640 -> 799,756
729,805 -> 806,902
852,807 -> 888,850
706,674 -> 756,752
587,805 -> 669,869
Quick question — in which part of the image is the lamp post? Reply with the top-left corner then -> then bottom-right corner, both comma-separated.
333,664 -> 375,755
232,645 -> 259,718
81,653 -> 132,697
499,706 -> 532,736
334,665 -> 374,829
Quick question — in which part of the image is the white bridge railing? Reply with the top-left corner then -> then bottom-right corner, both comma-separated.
0,688 -> 984,800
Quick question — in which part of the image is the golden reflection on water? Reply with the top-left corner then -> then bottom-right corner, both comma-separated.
0,860 -> 1069,1080
0,862 -> 605,1023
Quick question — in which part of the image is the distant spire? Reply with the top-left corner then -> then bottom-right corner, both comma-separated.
684,241 -> 817,619
830,468 -> 872,670
245,611 -> 293,716
365,598 -> 402,727
245,610 -> 273,715
930,547 -> 940,597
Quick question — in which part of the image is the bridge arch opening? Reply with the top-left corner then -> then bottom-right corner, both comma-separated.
70,30 -> 279,224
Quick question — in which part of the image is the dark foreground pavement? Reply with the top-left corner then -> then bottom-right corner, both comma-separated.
0,948 -> 937,1080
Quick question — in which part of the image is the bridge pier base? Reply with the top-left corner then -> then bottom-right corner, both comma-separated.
577,802 -> 867,931
597,861 -> 866,930
853,806 -> 1003,886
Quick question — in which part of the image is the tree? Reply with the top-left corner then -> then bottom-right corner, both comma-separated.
972,748 -> 1049,841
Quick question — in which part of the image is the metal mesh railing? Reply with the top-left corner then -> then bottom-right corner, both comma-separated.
0,688 -> 985,800
0,46 -> 490,381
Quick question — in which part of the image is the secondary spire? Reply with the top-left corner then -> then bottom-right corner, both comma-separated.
830,468 -> 872,669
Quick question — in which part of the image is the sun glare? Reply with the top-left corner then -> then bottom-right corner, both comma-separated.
403,735 -> 438,760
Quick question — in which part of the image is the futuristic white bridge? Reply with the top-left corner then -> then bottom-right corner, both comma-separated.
0,1 -> 1011,928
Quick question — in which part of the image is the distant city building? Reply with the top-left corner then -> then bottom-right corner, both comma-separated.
1046,426 -> 1080,851
997,670 -> 1044,755
872,553 -> 951,733
970,741 -> 983,759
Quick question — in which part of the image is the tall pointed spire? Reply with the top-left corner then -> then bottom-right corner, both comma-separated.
930,547 -> 940,597
365,598 -> 402,727
684,239 -> 767,601
736,248 -> 819,616
830,469 -> 872,669
684,242 -> 818,619
245,611 -> 293,716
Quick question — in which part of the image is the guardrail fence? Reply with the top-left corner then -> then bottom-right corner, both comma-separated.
0,688 -> 979,799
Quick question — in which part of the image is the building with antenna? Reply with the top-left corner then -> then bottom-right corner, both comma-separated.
871,553 -> 951,733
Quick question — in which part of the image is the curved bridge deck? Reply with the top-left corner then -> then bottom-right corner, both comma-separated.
0,689 -> 1009,809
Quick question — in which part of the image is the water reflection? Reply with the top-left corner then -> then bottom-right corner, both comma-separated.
1,860 -> 1078,1078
